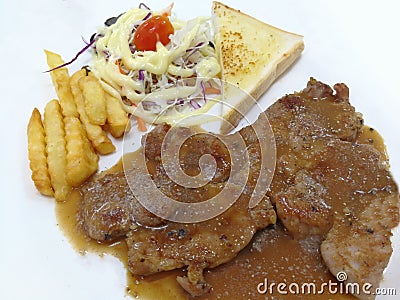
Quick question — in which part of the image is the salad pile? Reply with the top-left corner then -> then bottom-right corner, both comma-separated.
89,3 -> 222,124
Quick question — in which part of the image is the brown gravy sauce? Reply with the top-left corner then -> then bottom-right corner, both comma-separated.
55,125 -> 385,299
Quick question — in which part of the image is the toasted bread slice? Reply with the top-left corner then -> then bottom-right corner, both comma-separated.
213,2 -> 304,132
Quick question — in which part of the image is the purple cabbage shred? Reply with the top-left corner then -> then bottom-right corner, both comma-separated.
189,99 -> 201,109
167,98 -> 185,105
139,3 -> 151,10
138,70 -> 145,81
184,42 -> 205,63
143,12 -> 152,21
45,36 -> 97,73
142,101 -> 159,110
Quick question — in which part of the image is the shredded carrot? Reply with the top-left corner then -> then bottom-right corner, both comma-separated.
205,87 -> 221,94
131,103 -> 148,132
115,60 -> 125,74
136,116 -> 147,132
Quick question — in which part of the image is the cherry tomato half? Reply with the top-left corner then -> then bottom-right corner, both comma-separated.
134,15 -> 174,51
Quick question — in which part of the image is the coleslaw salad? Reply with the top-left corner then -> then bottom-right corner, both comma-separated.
90,3 -> 222,125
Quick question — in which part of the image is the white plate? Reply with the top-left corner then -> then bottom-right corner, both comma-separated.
1,0 -> 399,299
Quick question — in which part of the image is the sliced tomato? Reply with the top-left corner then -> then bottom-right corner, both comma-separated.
133,15 -> 174,51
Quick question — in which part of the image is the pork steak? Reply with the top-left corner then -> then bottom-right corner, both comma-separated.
79,78 -> 399,299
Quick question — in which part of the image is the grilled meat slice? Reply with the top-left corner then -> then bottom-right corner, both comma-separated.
126,123 -> 276,296
240,78 -> 362,150
239,78 -> 364,238
126,193 -> 276,296
260,78 -> 398,299
80,172 -> 164,242
317,141 -> 399,300
274,139 -> 399,240
321,192 -> 399,300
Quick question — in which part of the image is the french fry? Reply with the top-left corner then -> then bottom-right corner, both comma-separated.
64,116 -> 98,186
79,75 -> 107,125
27,108 -> 54,196
44,100 -> 71,201
105,93 -> 131,138
70,70 -> 115,154
44,50 -> 78,118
